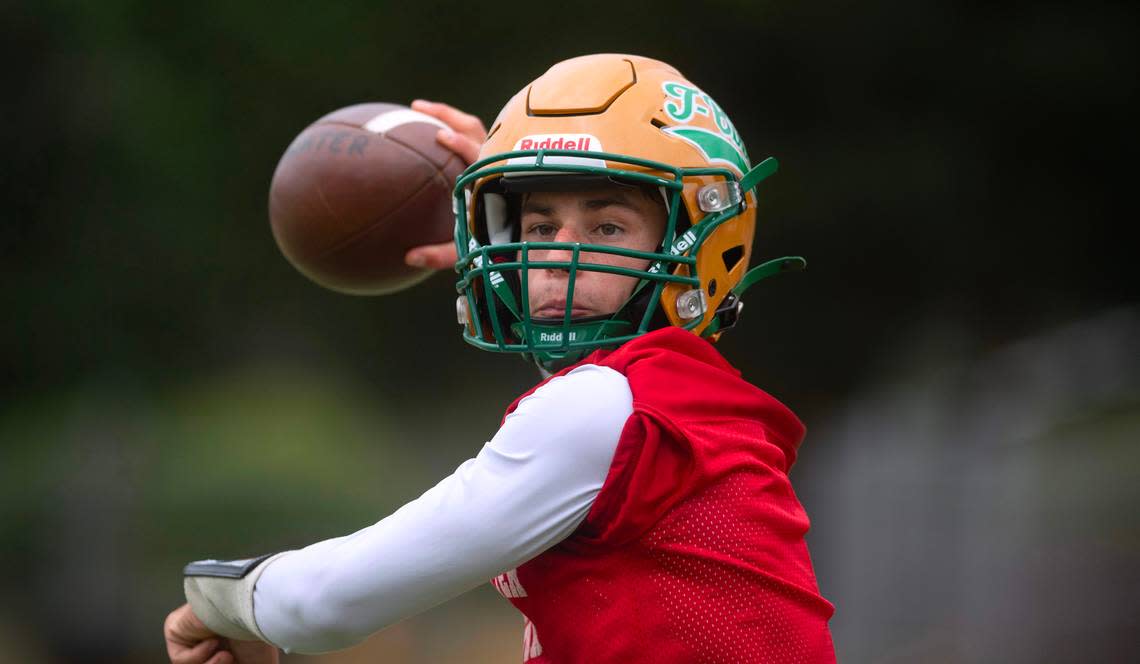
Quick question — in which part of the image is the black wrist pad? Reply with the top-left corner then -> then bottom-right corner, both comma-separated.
183,553 -> 276,579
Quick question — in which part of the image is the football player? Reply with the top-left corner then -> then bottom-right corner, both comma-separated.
164,54 -> 836,664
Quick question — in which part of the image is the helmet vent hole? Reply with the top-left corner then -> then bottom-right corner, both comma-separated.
721,245 -> 745,271
650,118 -> 667,128
708,279 -> 718,297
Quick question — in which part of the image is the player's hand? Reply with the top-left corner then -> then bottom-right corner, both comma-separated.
405,99 -> 486,271
164,603 -> 279,664
412,99 -> 486,165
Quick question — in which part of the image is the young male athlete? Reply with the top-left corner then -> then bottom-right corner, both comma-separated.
164,54 -> 836,663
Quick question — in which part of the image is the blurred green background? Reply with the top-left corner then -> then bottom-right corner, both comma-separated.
1,1 -> 1136,662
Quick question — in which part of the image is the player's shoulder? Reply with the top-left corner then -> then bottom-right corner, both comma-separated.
557,363 -> 631,391
494,364 -> 632,468
513,363 -> 631,418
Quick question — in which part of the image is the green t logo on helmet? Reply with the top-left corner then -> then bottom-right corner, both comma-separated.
661,81 -> 751,175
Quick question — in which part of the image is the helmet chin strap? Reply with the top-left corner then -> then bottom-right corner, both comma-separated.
733,155 -> 804,300
733,255 -> 806,298
740,156 -> 779,196
703,256 -> 805,338
732,156 -> 801,300
698,156 -> 802,337
511,317 -> 635,373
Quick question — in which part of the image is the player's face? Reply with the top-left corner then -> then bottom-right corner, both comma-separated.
521,186 -> 667,319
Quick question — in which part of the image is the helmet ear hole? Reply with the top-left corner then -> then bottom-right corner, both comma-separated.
721,245 -> 745,271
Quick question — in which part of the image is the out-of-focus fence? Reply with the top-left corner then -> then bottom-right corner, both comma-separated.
802,308 -> 1139,662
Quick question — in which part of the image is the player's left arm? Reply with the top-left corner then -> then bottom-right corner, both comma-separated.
169,364 -> 632,656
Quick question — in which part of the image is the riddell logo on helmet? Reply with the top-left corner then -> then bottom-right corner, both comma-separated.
514,134 -> 601,152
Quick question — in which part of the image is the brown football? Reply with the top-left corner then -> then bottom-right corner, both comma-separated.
268,103 -> 465,295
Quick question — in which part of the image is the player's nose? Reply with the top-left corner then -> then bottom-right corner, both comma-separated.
539,226 -> 583,271
553,224 -> 585,244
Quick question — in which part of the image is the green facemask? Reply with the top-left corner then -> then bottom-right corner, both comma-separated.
452,149 -> 793,373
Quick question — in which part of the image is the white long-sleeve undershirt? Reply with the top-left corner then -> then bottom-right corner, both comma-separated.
250,364 -> 633,654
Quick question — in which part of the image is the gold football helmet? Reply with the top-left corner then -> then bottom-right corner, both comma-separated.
453,54 -> 803,371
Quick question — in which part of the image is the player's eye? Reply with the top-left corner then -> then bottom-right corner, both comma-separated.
525,223 -> 557,238
596,223 -> 622,237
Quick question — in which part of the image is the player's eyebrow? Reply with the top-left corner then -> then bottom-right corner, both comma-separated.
521,200 -> 554,216
580,195 -> 639,212
521,192 -> 639,217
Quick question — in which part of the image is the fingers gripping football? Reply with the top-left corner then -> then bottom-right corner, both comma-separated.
405,99 -> 486,270
411,99 -> 488,164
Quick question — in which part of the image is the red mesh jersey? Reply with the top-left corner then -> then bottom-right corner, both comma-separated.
494,328 -> 836,663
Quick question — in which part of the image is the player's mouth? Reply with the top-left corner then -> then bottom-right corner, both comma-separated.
531,300 -> 596,319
